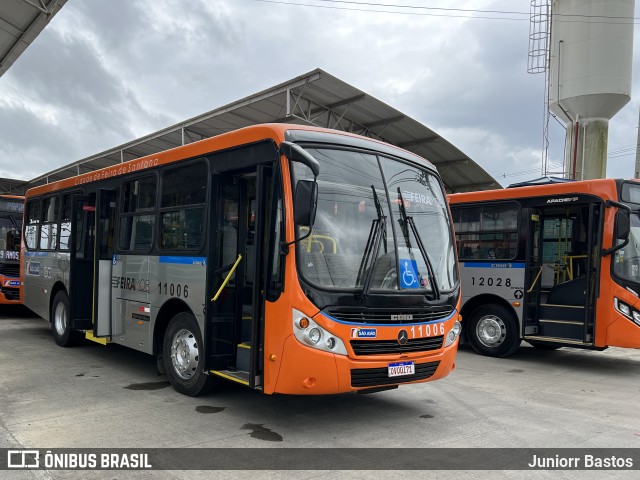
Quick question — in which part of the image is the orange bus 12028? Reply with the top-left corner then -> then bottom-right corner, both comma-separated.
449,179 -> 640,357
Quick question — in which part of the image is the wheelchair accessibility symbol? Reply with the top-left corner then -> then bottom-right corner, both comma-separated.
400,259 -> 420,289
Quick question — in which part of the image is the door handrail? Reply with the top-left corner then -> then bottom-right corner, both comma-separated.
211,255 -> 243,302
527,267 -> 543,293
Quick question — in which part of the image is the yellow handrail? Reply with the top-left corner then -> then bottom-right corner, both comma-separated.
211,255 -> 243,302
527,267 -> 543,293
299,227 -> 337,254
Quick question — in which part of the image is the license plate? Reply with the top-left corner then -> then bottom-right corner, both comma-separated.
388,361 -> 415,378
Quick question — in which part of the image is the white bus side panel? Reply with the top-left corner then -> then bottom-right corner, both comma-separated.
109,255 -> 208,355
459,262 -> 526,326
24,251 -> 70,321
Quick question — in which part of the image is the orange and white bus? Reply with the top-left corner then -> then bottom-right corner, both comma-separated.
21,124 -> 462,396
449,179 -> 640,357
0,195 -> 23,304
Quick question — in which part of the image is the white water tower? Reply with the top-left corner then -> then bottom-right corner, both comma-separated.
547,0 -> 634,180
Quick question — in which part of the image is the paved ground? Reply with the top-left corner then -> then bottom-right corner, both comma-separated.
1,307 -> 639,479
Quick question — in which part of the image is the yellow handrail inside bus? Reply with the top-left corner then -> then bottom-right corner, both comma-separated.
299,227 -> 337,254
527,267 -> 543,293
563,254 -> 588,281
211,255 -> 243,302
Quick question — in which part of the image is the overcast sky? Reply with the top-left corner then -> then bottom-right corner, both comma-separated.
1,0 -> 639,186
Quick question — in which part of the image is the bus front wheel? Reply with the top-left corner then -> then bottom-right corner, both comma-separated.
162,312 -> 216,396
467,304 -> 520,358
51,291 -> 81,347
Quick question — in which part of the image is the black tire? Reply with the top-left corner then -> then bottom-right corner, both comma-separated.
527,340 -> 561,351
51,291 -> 82,347
467,304 -> 521,358
162,312 -> 216,396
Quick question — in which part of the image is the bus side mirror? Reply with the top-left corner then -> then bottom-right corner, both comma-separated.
280,141 -> 320,177
617,210 -> 630,241
603,203 -> 632,256
294,180 -> 318,228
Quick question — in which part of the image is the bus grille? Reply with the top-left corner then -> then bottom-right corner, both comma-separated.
350,336 -> 444,356
351,361 -> 440,387
0,264 -> 19,277
1,288 -> 20,301
324,306 -> 454,324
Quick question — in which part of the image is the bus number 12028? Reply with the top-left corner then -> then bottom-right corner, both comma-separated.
158,282 -> 189,298
471,277 -> 511,288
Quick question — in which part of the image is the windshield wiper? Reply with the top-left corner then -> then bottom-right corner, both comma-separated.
356,186 -> 387,298
396,188 -> 440,300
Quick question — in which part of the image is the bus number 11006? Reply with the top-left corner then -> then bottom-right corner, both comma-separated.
158,282 -> 189,298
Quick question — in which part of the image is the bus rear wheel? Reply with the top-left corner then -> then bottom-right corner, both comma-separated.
467,304 -> 520,358
163,312 -> 216,396
51,291 -> 82,347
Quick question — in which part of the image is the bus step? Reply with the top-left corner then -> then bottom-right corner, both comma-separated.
210,369 -> 250,386
537,319 -> 585,340
539,304 -> 585,322
85,331 -> 109,345
236,342 -> 251,372
524,335 -> 593,347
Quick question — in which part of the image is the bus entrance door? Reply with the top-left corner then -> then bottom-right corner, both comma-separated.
208,166 -> 271,389
68,194 -> 95,330
93,188 -> 117,338
523,203 -> 600,346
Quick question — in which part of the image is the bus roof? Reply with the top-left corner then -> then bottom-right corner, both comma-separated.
26,123 -> 438,198
448,178 -> 633,205
0,194 -> 24,201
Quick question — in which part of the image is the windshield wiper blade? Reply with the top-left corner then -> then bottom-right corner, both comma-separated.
356,186 -> 387,298
396,188 -> 440,300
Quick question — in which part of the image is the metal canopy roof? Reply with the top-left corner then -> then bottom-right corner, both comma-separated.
0,177 -> 27,194
26,68 -> 499,194
0,0 -> 67,79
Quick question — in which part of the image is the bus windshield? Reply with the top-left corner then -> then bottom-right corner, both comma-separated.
292,147 -> 457,293
614,212 -> 640,283
0,215 -> 21,257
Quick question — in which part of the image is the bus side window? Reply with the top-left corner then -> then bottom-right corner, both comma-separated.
119,175 -> 157,252
39,196 -> 59,251
24,200 -> 41,250
59,195 -> 73,251
159,160 -> 207,251
454,203 -> 518,261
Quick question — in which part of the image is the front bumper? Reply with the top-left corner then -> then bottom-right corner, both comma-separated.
273,334 -> 458,395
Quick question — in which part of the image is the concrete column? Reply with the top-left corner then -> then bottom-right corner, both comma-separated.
564,118 -> 608,180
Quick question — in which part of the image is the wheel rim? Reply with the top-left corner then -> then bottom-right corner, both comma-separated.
170,328 -> 199,380
476,315 -> 506,348
54,301 -> 67,336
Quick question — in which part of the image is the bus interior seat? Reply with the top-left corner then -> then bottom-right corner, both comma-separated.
546,276 -> 587,306
325,254 -> 363,287
299,252 -> 332,286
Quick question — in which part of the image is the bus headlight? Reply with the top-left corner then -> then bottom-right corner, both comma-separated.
615,298 -> 640,326
444,321 -> 462,347
307,328 -> 322,345
292,309 -> 347,355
